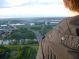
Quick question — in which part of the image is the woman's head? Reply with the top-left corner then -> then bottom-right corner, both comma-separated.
63,0 -> 79,12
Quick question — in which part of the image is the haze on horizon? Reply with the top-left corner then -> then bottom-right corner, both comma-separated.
0,0 -> 69,18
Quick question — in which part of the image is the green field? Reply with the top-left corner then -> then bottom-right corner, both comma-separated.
0,44 -> 38,59
0,19 -> 55,59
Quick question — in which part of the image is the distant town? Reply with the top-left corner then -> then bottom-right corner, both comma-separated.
0,17 -> 64,59
0,17 -> 64,45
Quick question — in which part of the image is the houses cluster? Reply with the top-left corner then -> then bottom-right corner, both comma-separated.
0,24 -> 17,36
0,39 -> 37,45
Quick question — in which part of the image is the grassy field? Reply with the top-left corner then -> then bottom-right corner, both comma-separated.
0,44 -> 38,59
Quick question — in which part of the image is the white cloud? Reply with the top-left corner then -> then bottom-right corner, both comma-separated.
0,0 -> 69,18
5,0 -> 30,6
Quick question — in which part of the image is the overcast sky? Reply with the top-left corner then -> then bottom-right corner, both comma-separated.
0,0 -> 69,18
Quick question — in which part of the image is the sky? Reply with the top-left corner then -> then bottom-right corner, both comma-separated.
0,0 -> 69,18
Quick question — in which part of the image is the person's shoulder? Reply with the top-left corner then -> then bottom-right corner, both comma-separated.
41,17 -> 72,41
58,17 -> 71,25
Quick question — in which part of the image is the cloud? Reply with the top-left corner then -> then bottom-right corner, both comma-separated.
0,4 -> 69,18
0,0 -> 6,7
0,0 -> 62,7
0,0 -> 68,18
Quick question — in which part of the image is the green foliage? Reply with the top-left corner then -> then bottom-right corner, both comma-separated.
0,46 -> 10,59
3,45 -> 38,59
30,24 -> 53,36
27,40 -> 38,44
5,26 -> 36,40
0,46 -> 6,54
40,25 -> 53,35
15,46 -> 37,59
30,25 -> 42,30
0,45 -> 9,53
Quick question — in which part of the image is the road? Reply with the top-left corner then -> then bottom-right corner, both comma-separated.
27,28 -> 43,43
